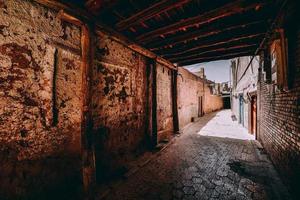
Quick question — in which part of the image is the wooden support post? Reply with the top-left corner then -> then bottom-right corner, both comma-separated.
145,58 -> 153,148
151,59 -> 158,147
81,25 -> 96,199
172,70 -> 179,133
57,10 -> 96,198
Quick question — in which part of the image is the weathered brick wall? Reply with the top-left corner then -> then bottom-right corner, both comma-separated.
91,32 -> 149,178
257,22 -> 300,198
203,84 -> 224,114
156,63 -> 173,141
177,68 -> 204,129
177,68 -> 223,129
0,0 -> 83,199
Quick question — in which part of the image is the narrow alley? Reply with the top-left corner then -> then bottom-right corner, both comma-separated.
99,110 -> 289,200
0,0 -> 299,200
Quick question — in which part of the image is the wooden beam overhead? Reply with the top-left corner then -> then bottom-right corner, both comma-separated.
147,20 -> 266,49
116,0 -> 191,31
163,34 -> 263,59
33,0 -> 177,70
136,0 -> 266,43
170,44 -> 258,63
177,50 -> 256,66
154,32 -> 265,57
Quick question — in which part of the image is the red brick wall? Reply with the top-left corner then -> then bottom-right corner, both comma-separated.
257,14 -> 300,198
177,68 -> 223,129
0,0 -> 83,199
203,84 -> 224,114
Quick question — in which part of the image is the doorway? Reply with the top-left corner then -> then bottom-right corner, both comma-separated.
239,95 -> 244,126
198,96 -> 203,117
250,95 -> 257,136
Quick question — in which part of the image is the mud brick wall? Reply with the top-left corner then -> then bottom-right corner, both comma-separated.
257,19 -> 300,198
177,68 -> 204,129
91,32 -> 149,178
203,84 -> 224,114
0,0 -> 83,199
156,63 -> 173,141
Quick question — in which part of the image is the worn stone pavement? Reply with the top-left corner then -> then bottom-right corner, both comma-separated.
99,110 -> 291,200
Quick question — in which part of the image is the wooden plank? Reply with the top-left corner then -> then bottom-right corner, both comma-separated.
147,20 -> 265,49
168,44 -> 259,62
177,50 -> 255,66
171,70 -> 179,133
116,0 -> 191,31
156,33 -> 264,57
145,58 -> 153,148
57,10 -> 96,197
151,60 -> 158,147
80,21 -> 95,199
136,0 -> 266,43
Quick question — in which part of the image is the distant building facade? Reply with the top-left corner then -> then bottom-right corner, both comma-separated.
230,56 -> 259,135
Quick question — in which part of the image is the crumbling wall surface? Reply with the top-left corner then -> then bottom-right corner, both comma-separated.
177,68 -> 204,129
0,0 -> 83,199
203,84 -> 224,114
91,32 -> 148,177
156,63 -> 173,141
258,25 -> 300,198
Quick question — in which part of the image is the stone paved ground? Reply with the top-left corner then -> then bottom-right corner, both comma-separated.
100,110 -> 291,200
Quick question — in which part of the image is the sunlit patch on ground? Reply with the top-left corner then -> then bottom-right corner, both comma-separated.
198,110 -> 255,140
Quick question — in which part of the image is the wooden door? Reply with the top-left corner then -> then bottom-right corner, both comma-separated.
251,96 -> 257,135
198,96 -> 203,117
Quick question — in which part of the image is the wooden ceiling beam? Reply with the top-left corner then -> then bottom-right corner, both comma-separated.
177,50 -> 256,66
136,0 -> 267,43
116,0 -> 191,31
163,34 -> 263,59
84,0 -> 118,14
170,44 -> 258,63
155,32 -> 264,56
147,20 -> 265,49
33,0 -> 177,70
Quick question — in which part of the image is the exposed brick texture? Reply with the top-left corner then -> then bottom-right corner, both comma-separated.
177,68 -> 223,129
0,0 -> 83,199
257,21 -> 300,198
203,84 -> 224,114
91,33 -> 149,179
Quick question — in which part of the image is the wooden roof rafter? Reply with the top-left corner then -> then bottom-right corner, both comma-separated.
136,0 -> 267,43
115,0 -> 191,31
147,20 -> 266,49
162,33 -> 264,59
177,50 -> 256,66
169,44 -> 258,63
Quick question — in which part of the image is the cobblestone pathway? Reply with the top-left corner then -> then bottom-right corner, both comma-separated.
101,110 -> 291,200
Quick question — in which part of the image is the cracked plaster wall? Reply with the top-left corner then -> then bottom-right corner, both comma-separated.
0,0 -> 83,199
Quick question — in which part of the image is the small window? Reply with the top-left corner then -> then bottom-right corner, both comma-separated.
270,29 -> 288,90
263,29 -> 288,90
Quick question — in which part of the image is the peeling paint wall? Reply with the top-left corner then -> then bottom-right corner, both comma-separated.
156,63 -> 174,141
0,0 -> 83,199
92,33 -> 148,179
